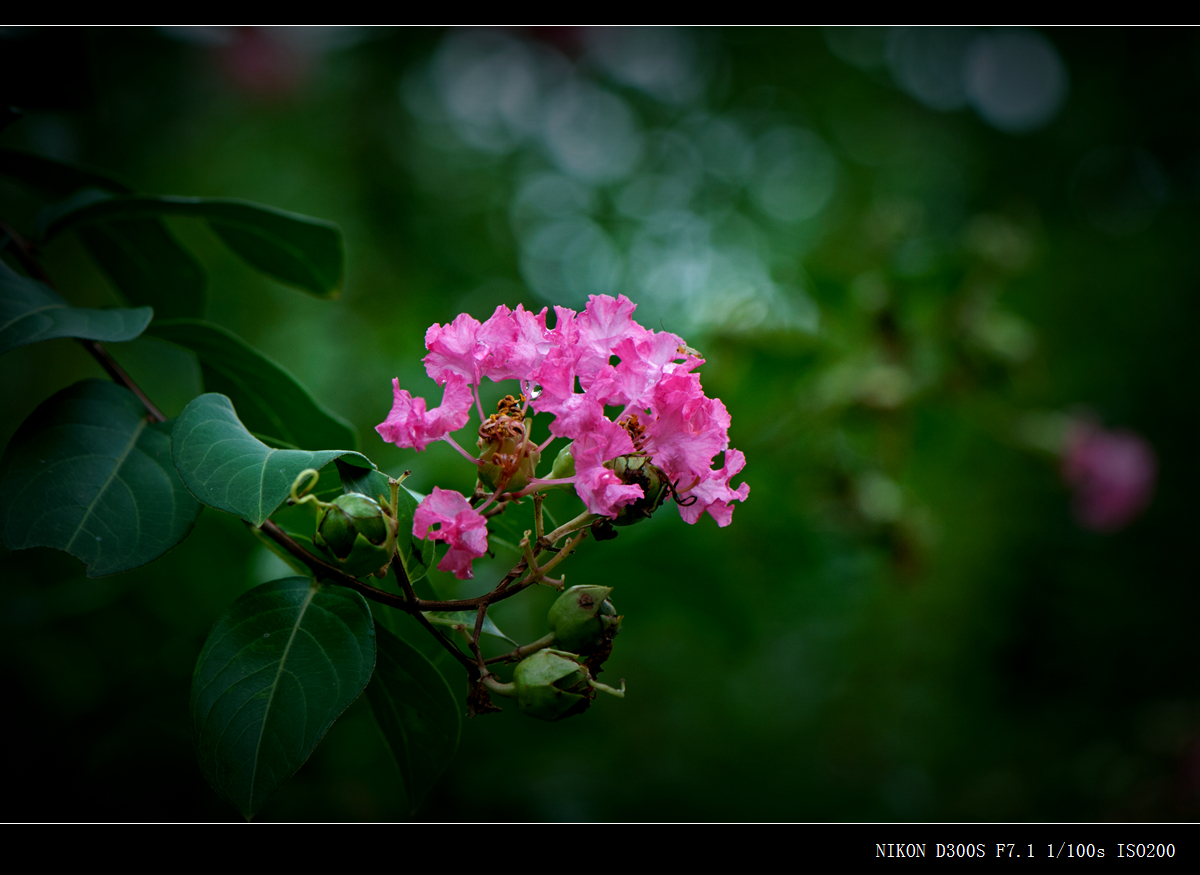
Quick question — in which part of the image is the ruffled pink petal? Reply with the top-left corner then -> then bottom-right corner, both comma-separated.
530,345 -> 581,417
546,394 -> 609,442
676,449 -> 750,527
548,305 -> 580,348
588,330 -> 689,409
575,294 -> 647,384
477,304 -> 517,380
376,373 -> 473,451
645,371 -> 731,487
575,464 -> 644,518
571,428 -> 639,517
412,487 -> 489,580
480,304 -> 550,383
424,312 -> 485,385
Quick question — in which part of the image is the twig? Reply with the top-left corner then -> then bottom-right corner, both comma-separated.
258,520 -> 405,607
470,603 -> 489,673
82,339 -> 166,422
538,528 -> 587,579
388,555 -> 475,670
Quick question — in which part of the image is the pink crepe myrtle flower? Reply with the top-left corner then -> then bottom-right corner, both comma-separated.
411,487 -> 489,579
1062,421 -> 1156,532
376,373 -> 473,452
378,294 -> 748,577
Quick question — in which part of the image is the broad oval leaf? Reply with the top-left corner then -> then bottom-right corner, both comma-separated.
149,319 -> 357,451
0,158 -> 205,319
191,577 -> 376,819
172,393 -> 368,526
39,192 -> 343,298
0,379 -> 200,576
77,219 -> 206,319
365,622 -> 461,813
336,459 -> 431,583
0,260 -> 151,356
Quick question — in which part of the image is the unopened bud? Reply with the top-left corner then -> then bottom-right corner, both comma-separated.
313,492 -> 395,577
548,585 -> 621,654
513,649 -> 624,722
549,443 -> 576,481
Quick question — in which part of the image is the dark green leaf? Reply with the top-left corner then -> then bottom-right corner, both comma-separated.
149,319 -> 356,451
0,148 -> 130,196
0,380 -> 200,576
335,459 -> 392,506
77,219 -> 206,319
364,622 -> 460,813
39,192 -> 342,298
207,216 -> 340,299
0,260 -> 151,355
336,459 -> 430,583
171,393 -> 368,526
424,610 -> 516,646
191,577 -> 376,819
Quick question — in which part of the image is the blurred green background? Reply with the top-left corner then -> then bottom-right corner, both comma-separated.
1,27 -> 1196,822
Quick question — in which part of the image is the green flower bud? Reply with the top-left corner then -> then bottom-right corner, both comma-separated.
549,443 -> 576,481
313,492 -> 394,577
317,493 -> 388,554
513,649 -> 624,722
606,454 -> 670,526
548,585 -> 621,654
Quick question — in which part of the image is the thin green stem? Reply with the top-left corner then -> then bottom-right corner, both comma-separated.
539,528 -> 587,579
521,531 -> 541,577
481,675 -> 516,698
471,603 -> 488,666
542,510 -> 599,547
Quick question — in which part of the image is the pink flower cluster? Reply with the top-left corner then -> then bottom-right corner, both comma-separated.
377,294 -> 748,579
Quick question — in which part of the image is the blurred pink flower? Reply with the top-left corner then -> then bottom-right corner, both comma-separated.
217,27 -> 311,101
1062,422 -> 1156,532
